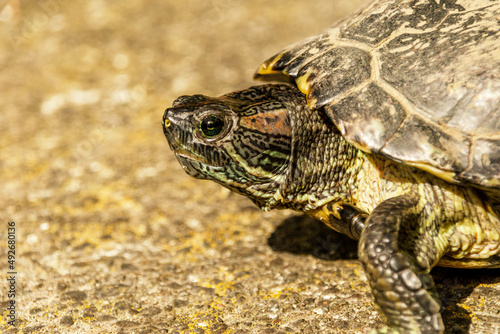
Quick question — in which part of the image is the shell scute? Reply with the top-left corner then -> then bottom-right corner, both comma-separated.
296,46 -> 372,109
339,0 -> 458,46
381,114 -> 471,182
325,83 -> 406,153
254,0 -> 500,189
463,138 -> 500,188
378,6 -> 500,132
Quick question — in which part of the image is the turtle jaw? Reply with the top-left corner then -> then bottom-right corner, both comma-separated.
162,106 -> 215,179
163,107 -> 189,154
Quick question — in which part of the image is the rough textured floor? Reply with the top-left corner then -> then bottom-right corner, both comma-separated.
0,0 -> 499,333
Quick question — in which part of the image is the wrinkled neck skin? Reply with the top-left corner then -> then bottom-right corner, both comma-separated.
164,83 -> 364,213
259,87 -> 364,212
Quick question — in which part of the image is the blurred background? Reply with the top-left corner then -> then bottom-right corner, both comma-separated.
0,0 -> 498,333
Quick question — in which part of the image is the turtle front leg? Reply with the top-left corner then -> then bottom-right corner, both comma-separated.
359,192 -> 445,334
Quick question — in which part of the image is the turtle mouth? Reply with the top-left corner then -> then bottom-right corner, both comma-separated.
163,109 -> 218,178
163,108 -> 196,157
163,129 -> 208,176
174,148 -> 197,161
173,153 -> 206,178
172,146 -> 207,166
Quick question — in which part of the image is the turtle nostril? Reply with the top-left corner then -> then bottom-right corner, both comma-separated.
163,109 -> 174,129
164,117 -> 171,128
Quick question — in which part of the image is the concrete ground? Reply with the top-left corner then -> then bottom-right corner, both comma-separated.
0,0 -> 499,333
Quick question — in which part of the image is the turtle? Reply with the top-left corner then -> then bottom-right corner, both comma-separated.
162,0 -> 500,332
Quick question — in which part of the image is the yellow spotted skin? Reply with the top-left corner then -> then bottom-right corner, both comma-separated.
305,153 -> 500,333
306,152 -> 500,268
353,154 -> 500,266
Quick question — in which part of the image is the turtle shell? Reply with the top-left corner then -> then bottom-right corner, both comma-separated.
255,0 -> 500,190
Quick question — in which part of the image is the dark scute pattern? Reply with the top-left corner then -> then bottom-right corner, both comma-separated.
271,35 -> 335,77
300,47 -> 372,108
255,0 -> 499,189
340,0 -> 464,46
325,83 -> 407,152
382,114 -> 471,174
462,138 -> 500,187
379,7 -> 500,134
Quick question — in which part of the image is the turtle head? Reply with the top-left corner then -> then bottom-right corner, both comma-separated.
163,84 -> 304,209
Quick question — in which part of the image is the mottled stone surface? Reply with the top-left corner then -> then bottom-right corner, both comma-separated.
0,0 -> 499,333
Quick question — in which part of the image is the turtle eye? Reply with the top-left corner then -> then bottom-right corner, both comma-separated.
200,115 -> 224,138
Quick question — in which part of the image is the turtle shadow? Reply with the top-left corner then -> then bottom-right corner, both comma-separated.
433,267 -> 500,334
267,214 -> 358,261
268,214 -> 500,333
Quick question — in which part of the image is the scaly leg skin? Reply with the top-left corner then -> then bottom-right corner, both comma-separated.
358,192 -> 445,334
